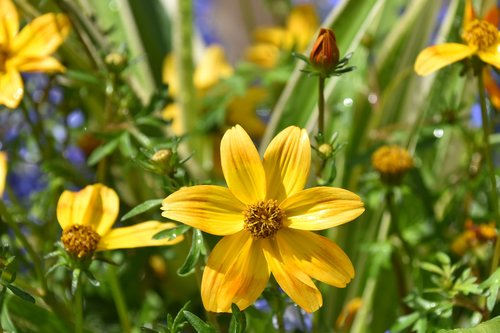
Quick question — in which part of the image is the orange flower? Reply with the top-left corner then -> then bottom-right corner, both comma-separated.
415,0 -> 500,76
0,0 -> 70,108
162,125 -> 364,313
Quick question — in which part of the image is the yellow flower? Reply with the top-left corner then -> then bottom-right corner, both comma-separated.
372,145 -> 413,185
246,4 -> 319,68
162,45 -> 234,136
57,184 -> 183,259
414,0 -> 500,76
0,152 -> 7,197
161,125 -> 364,313
0,0 -> 70,108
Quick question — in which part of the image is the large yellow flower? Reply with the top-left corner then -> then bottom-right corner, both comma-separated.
57,184 -> 183,259
0,0 -> 70,108
0,152 -> 6,197
161,125 -> 364,313
415,0 -> 500,75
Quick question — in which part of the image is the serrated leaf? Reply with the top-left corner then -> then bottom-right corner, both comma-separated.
438,316 -> 500,332
154,224 -> 191,241
229,304 -> 246,333
121,199 -> 163,221
6,285 -> 35,303
87,136 -> 121,166
420,262 -> 444,275
177,229 -> 204,276
183,311 -> 218,333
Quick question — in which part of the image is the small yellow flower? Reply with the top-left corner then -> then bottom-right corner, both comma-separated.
246,4 -> 319,68
451,219 -> 497,256
372,145 -> 414,185
336,297 -> 363,331
414,0 -> 500,76
0,152 -> 7,197
0,0 -> 70,108
162,125 -> 364,313
57,184 -> 183,259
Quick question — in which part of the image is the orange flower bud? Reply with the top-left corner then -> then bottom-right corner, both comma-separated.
309,28 -> 339,73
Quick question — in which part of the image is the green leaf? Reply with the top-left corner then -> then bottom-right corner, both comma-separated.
183,311 -> 218,333
119,132 -> 137,158
87,136 -> 121,166
172,301 -> 191,333
121,199 -> 163,221
154,224 -> 191,241
390,312 -> 420,332
71,269 -> 81,295
420,262 -> 444,275
229,304 -> 246,333
438,316 -> 500,333
177,229 -> 205,276
6,285 -> 35,303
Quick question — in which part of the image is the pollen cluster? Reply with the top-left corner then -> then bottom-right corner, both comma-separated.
244,199 -> 285,239
462,19 -> 499,51
372,145 -> 413,185
61,224 -> 101,258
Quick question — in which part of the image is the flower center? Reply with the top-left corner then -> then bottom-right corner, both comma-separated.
243,199 -> 285,239
61,224 -> 101,258
462,19 -> 499,51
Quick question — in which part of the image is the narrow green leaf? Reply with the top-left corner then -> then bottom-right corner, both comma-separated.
172,301 -> 191,333
121,199 -> 163,221
177,229 -> 204,276
119,132 -> 137,158
390,312 -> 420,332
438,316 -> 500,332
183,311 -> 218,333
87,136 -> 121,166
229,304 -> 246,333
154,224 -> 191,240
6,285 -> 35,303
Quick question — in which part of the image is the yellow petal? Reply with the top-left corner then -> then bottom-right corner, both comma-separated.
253,28 -> 287,46
286,4 -> 319,51
0,66 -> 23,109
161,185 -> 245,235
97,221 -> 184,251
16,57 -> 65,73
0,0 -> 19,46
463,0 -> 476,30
478,48 -> 500,70
277,229 -> 354,287
262,238 -> 322,313
220,125 -> 266,204
0,152 -> 7,198
56,190 -> 75,230
245,43 -> 280,68
201,231 -> 270,312
414,43 -> 476,76
11,13 -> 70,58
57,184 -> 119,235
281,187 -> 364,230
263,126 -> 310,202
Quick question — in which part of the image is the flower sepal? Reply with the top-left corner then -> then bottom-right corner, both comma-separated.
294,51 -> 356,78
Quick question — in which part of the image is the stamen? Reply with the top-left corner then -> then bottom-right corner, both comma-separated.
61,224 -> 101,258
462,19 -> 499,51
244,200 -> 285,239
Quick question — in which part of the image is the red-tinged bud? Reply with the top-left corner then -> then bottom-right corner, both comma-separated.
309,28 -> 339,73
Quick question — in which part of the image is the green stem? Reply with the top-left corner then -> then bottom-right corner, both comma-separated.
318,76 -> 326,136
74,273 -> 84,333
107,266 -> 131,333
270,280 -> 286,333
20,100 -> 51,160
476,72 -> 500,273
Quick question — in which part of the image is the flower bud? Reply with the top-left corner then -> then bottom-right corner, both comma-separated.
309,28 -> 339,73
371,145 -> 413,186
151,149 -> 174,174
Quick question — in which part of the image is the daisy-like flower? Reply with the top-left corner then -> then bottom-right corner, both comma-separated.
161,125 -> 364,313
0,0 -> 70,108
414,0 -> 500,76
0,152 -> 6,197
57,184 -> 183,259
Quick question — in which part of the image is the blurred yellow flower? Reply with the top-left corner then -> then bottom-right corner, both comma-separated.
0,0 -> 70,108
0,152 -> 6,197
57,183 -> 183,259
162,125 -> 364,313
336,297 -> 363,331
415,0 -> 500,76
246,4 -> 319,68
372,145 -> 413,185
451,219 -> 497,256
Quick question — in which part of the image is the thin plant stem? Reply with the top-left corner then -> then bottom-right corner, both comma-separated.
20,100 -> 50,160
318,76 -> 326,136
475,71 -> 500,273
107,266 -> 131,333
74,273 -> 84,333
